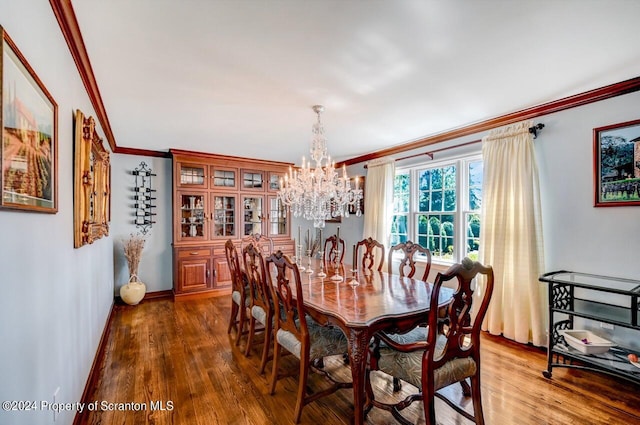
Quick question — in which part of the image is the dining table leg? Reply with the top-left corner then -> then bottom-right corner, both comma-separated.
346,327 -> 371,425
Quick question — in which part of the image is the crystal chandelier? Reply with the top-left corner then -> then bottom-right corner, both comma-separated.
278,105 -> 363,228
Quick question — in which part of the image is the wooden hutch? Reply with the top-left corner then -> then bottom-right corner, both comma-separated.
170,149 -> 294,299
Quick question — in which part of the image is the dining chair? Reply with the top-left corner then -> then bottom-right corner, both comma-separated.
388,240 -> 432,281
323,234 -> 346,264
241,243 -> 273,374
241,232 -> 274,256
383,240 -> 433,389
367,258 -> 495,425
355,237 -> 385,272
266,250 -> 353,423
225,239 -> 249,347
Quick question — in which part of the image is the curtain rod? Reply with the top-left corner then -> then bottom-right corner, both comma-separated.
364,123 -> 544,168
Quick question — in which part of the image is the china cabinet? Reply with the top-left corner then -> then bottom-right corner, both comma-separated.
539,270 -> 640,385
171,149 -> 294,298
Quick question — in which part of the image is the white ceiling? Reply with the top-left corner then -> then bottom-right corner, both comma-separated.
72,0 -> 640,164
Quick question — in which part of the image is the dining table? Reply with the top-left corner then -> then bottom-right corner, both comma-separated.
297,258 -> 454,425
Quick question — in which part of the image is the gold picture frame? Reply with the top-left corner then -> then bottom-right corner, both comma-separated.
74,109 -> 110,248
1,26 -> 58,212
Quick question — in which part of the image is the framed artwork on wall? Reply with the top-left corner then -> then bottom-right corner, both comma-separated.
593,118 -> 640,207
0,26 -> 58,213
74,109 -> 111,248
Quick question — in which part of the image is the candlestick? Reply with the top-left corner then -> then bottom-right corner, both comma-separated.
352,244 -> 357,271
307,228 -> 311,251
298,226 -> 301,247
348,244 -> 359,286
336,226 -> 340,243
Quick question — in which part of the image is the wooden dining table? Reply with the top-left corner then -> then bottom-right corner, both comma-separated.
297,259 -> 454,425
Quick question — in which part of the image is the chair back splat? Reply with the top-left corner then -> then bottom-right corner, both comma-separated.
355,237 -> 385,272
241,232 -> 274,256
241,243 -> 273,373
225,239 -> 249,346
388,240 -> 432,281
323,235 -> 346,264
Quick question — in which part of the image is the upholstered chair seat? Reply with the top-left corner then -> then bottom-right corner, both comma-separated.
376,334 -> 477,390
276,315 -> 349,360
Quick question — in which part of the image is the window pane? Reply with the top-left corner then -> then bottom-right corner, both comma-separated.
418,170 -> 430,190
394,195 -> 409,213
418,215 -> 429,233
419,192 -> 429,211
394,173 -> 410,193
466,213 -> 481,260
430,191 -> 442,211
391,214 -> 408,246
443,165 -> 456,189
429,216 -> 441,236
469,161 -> 483,211
444,189 -> 456,211
431,168 -> 442,189
394,174 -> 410,213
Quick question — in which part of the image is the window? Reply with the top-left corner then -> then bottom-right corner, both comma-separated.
390,154 -> 482,263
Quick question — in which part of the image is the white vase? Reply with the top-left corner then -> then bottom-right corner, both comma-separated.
120,274 -> 146,305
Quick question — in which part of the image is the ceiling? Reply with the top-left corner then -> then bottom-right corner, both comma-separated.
71,0 -> 640,165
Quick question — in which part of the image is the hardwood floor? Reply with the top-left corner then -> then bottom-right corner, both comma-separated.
78,296 -> 640,425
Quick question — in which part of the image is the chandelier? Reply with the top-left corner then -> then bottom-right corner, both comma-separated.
278,105 -> 363,228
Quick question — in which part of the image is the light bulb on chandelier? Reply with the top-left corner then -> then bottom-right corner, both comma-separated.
278,105 -> 363,228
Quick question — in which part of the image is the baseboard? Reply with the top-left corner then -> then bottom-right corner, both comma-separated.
73,300 -> 116,425
114,289 -> 174,305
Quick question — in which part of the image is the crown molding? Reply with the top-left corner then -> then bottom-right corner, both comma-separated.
343,76 -> 640,166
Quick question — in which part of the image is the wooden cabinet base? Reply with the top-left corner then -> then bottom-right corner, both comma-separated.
173,288 -> 231,301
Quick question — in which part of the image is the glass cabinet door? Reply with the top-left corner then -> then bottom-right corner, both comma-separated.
211,166 -> 238,190
267,171 -> 284,192
242,170 -> 264,191
242,196 -> 263,236
212,194 -> 237,238
177,192 -> 207,241
177,162 -> 208,188
267,195 -> 288,236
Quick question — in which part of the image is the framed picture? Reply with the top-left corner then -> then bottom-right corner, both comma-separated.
74,109 -> 110,248
593,119 -> 640,207
1,27 -> 58,212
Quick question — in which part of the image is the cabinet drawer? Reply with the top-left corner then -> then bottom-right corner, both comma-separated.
177,247 -> 212,258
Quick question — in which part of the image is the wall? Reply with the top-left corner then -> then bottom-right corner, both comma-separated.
110,154 -> 173,294
536,91 -> 640,277
0,2 -> 113,424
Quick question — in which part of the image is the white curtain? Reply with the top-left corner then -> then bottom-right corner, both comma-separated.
479,120 -> 547,347
363,157 -> 395,247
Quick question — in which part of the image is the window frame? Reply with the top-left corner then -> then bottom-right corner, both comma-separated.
392,152 -> 482,265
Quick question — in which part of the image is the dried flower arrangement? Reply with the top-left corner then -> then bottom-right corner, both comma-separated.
123,233 -> 146,278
